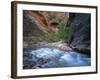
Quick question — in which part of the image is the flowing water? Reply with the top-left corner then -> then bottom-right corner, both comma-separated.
23,48 -> 90,69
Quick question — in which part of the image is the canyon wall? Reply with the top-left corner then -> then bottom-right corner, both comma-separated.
23,11 -> 91,55
23,10 -> 69,36
68,13 -> 91,55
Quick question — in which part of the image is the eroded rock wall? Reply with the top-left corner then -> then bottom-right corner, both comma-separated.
23,10 -> 69,36
68,13 -> 91,55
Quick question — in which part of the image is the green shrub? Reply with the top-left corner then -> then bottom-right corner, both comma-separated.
57,22 -> 70,42
45,22 -> 70,42
36,22 -> 70,43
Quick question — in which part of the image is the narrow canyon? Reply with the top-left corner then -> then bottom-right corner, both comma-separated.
23,11 -> 91,69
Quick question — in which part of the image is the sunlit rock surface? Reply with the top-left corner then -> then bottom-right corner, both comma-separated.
23,10 -> 69,36
23,48 -> 90,69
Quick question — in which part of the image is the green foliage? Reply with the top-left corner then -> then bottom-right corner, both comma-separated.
57,22 -> 70,42
45,32 -> 60,42
46,22 -> 70,42
37,22 -> 70,42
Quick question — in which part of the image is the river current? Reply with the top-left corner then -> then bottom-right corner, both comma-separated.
23,48 -> 90,69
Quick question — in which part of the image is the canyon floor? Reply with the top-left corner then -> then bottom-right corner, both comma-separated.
23,41 -> 90,69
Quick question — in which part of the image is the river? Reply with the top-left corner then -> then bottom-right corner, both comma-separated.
23,48 -> 90,69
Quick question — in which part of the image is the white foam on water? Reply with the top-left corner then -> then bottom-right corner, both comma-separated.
25,48 -> 90,68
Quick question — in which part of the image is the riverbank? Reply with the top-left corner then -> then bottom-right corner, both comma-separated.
24,40 -> 72,51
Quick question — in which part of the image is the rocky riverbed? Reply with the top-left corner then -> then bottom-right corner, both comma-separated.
23,47 -> 90,69
24,40 -> 72,51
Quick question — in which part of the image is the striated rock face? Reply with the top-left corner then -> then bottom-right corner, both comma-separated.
23,10 -> 69,35
68,13 -> 91,55
23,11 -> 44,37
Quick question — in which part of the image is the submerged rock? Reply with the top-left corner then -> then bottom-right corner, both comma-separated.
23,48 -> 90,69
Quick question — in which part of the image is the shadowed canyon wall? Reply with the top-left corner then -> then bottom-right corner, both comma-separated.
68,13 -> 91,55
